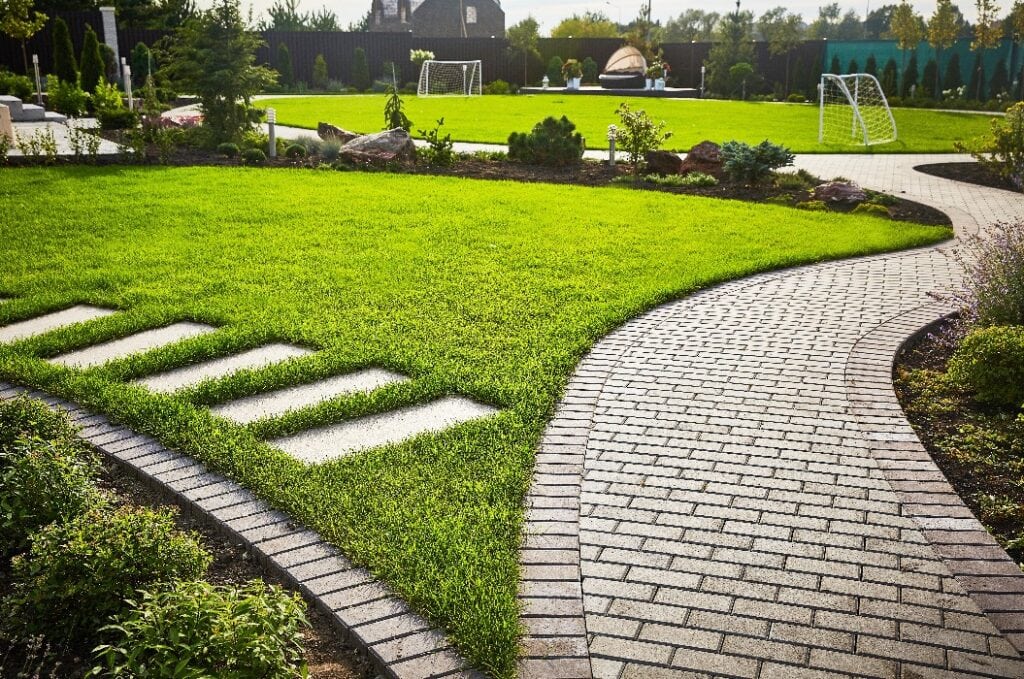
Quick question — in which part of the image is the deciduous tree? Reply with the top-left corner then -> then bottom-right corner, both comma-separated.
0,0 -> 47,74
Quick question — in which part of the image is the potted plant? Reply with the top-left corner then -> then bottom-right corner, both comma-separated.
645,64 -> 664,90
562,59 -> 583,90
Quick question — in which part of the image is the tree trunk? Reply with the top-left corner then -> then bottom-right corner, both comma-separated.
784,52 -> 791,97
935,47 -> 941,101
21,40 -> 29,76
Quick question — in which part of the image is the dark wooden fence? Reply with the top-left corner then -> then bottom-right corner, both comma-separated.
2,13 -> 826,96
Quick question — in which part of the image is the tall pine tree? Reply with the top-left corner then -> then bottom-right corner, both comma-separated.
276,43 -> 293,87
51,16 -> 78,83
79,23 -> 103,92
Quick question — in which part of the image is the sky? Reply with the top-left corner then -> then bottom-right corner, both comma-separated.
238,0 -> 972,33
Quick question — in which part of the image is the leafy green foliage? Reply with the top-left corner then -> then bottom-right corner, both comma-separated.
0,397 -> 78,451
2,505 -> 210,646
275,42 -> 293,88
285,143 -> 306,158
0,436 -> 105,557
417,117 -> 454,166
79,24 -> 104,94
958,102 -> 1024,190
312,54 -> 328,90
163,0 -> 276,143
130,42 -> 152,88
241,147 -> 267,165
643,172 -> 718,187
507,115 -> 584,166
0,0 -> 47,73
351,47 -> 370,92
383,85 -> 412,132
948,325 -> 1024,408
51,17 -> 77,84
0,68 -> 33,101
217,141 -> 239,156
0,166 -> 950,674
46,74 -> 87,117
261,94 -> 997,154
721,139 -> 795,182
615,103 -> 672,176
852,202 -> 892,218
98,109 -> 138,130
93,580 -> 308,678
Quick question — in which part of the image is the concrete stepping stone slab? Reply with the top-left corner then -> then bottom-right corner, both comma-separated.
48,322 -> 216,368
270,396 -> 498,463
0,305 -> 116,344
211,368 -> 410,425
136,343 -> 312,393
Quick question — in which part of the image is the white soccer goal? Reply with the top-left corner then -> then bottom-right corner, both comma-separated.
417,60 -> 483,97
818,73 -> 898,146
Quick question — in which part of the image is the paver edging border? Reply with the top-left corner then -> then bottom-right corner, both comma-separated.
0,381 -> 481,679
846,304 -> 1024,654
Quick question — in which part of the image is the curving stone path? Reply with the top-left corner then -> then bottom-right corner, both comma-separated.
520,154 -> 1024,679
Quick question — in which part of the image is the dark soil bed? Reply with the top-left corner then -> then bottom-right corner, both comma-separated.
0,456 -> 374,679
914,161 -> 1021,192
895,321 -> 1024,565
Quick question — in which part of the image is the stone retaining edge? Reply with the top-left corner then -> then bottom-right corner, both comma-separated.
0,381 -> 483,679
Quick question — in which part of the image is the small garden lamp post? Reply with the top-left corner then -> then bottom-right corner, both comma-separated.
31,54 -> 42,106
267,107 -> 277,158
700,65 -> 706,98
121,58 -> 133,111
607,124 -> 617,166
542,74 -> 549,89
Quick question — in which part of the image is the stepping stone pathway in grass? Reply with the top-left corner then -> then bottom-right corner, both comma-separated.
136,343 -> 312,393
211,368 -> 410,425
270,396 -> 498,463
0,305 -> 116,344
49,322 -> 217,368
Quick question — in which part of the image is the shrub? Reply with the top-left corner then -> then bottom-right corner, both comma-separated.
774,172 -> 813,190
720,140 -> 795,183
953,221 -> 1024,328
948,325 -> 1024,408
615,103 -> 672,178
217,141 -> 239,157
285,143 -> 306,158
786,93 -> 806,103
852,203 -> 891,218
0,397 -> 78,452
546,56 -> 564,86
98,109 -> 138,130
80,24 -> 104,95
417,117 -> 454,166
312,54 -> 328,90
0,70 -> 33,101
241,147 -> 267,165
93,580 -> 309,678
52,18 -> 78,85
46,75 -> 88,117
508,115 -> 584,166
483,79 -> 512,95
292,135 -> 321,155
582,57 -> 598,84
92,79 -> 122,113
957,102 -> 1024,191
352,47 -> 371,91
0,437 -> 105,556
320,138 -> 342,161
644,172 -> 718,187
276,43 -> 293,88
796,200 -> 828,211
384,85 -> 412,132
2,506 -> 211,646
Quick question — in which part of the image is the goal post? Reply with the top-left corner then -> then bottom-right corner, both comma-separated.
417,60 -> 483,97
818,73 -> 897,146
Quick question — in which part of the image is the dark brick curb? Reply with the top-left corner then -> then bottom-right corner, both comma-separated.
846,303 -> 1024,654
0,381 -> 482,679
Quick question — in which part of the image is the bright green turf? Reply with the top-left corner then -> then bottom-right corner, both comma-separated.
0,166 -> 950,676
262,93 -> 995,153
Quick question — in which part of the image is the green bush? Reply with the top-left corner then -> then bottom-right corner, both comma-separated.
508,115 -> 584,167
483,79 -> 512,95
217,142 -> 239,157
958,102 -> 1024,191
98,109 -> 139,130
615,103 -> 672,177
546,56 -> 564,86
242,147 -> 267,165
948,325 -> 1024,408
852,203 -> 891,218
417,117 -> 454,166
796,199 -> 827,211
352,47 -> 371,92
0,397 -> 79,452
91,79 -> 122,113
2,505 -> 210,646
93,580 -> 309,678
52,18 -> 78,85
786,93 -> 806,103
46,75 -> 89,117
80,24 -> 105,95
720,140 -> 795,183
284,143 -> 306,158
312,54 -> 329,90
293,135 -> 321,155
0,437 -> 105,557
0,70 -> 34,101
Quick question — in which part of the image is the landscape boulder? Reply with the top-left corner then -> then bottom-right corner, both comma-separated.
813,180 -> 868,204
339,128 -> 417,164
317,122 -> 359,144
644,150 -> 684,175
679,140 -> 723,176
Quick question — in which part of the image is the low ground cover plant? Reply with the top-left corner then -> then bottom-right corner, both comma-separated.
0,166 -> 951,675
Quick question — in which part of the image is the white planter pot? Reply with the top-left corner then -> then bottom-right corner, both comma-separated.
654,78 -> 666,91
565,77 -> 581,90
645,78 -> 654,90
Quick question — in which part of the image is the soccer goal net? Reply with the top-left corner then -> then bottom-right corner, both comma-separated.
417,60 -> 483,96
818,73 -> 897,146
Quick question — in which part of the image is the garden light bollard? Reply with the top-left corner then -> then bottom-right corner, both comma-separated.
267,108 -> 277,158
542,75 -> 550,90
607,124 -> 617,167
700,66 -> 706,98
122,60 -> 133,111
32,55 -> 42,106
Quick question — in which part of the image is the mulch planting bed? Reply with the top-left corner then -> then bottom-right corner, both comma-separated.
915,161 -> 1021,192
0,455 -> 374,679
895,321 -> 1024,566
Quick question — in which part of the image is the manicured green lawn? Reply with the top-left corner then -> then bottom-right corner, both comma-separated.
0,166 -> 950,676
262,93 -> 995,153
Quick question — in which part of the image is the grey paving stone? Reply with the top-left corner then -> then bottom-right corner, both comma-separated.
0,305 -> 115,343
270,396 -> 498,462
49,321 -> 216,368
135,343 -> 312,393
211,368 -> 409,424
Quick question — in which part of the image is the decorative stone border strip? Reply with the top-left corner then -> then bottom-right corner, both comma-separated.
0,381 -> 481,679
846,303 -> 1024,654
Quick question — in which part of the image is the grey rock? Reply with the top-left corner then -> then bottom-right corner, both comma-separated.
317,122 -> 358,144
813,180 -> 868,204
340,128 -> 416,164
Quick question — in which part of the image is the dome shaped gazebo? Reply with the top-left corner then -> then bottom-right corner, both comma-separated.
599,46 -> 648,89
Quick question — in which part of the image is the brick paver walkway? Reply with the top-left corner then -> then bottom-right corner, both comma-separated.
520,155 -> 1024,678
